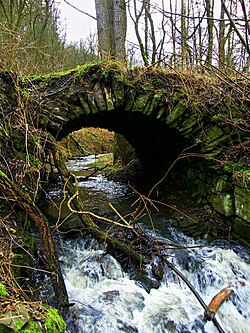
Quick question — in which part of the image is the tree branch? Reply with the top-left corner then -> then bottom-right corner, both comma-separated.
63,0 -> 96,21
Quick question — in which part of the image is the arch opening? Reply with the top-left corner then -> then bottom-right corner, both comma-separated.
57,110 -> 192,185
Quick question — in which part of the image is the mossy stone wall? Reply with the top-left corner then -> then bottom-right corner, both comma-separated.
185,161 -> 250,246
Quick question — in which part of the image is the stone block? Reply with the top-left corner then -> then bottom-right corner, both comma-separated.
144,94 -> 162,115
204,126 -> 224,144
104,87 -> 114,111
179,114 -> 198,132
208,193 -> 235,217
166,100 -> 186,125
234,217 -> 250,240
79,96 -> 91,115
234,186 -> 250,222
68,106 -> 84,120
215,177 -> 232,193
112,76 -> 124,108
133,94 -> 149,112
93,83 -> 106,110
87,93 -> 98,113
233,169 -> 250,188
125,94 -> 135,111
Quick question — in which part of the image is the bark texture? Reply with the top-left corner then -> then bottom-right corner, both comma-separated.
95,0 -> 127,61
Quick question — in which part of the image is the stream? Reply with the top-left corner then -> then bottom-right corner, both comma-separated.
46,154 -> 250,333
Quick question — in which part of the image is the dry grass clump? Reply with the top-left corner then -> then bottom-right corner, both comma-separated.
0,216 -> 24,304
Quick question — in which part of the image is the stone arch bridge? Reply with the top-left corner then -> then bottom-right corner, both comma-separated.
21,63 -> 250,243
24,63 -> 249,179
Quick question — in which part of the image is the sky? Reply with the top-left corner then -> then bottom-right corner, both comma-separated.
57,0 -> 156,44
56,0 -> 181,65
57,0 -> 97,42
57,0 -> 223,44
56,0 -> 163,63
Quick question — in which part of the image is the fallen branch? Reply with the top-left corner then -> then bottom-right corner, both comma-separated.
162,257 -> 226,333
67,189 -> 133,229
204,285 -> 234,321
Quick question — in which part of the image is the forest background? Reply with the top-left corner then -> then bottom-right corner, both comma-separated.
0,0 -> 249,75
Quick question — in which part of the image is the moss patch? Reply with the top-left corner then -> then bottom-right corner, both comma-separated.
0,283 -> 7,298
234,217 -> 250,241
44,307 -> 66,333
0,301 -> 65,333
19,321 -> 42,333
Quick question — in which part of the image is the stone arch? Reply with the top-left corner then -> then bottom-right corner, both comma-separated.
23,64 -> 250,243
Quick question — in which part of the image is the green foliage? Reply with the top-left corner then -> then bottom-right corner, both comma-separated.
212,114 -> 223,123
153,92 -> 164,99
0,283 -> 7,298
223,162 -> 248,174
13,134 -> 25,150
0,305 -> 66,333
29,154 -> 42,167
172,90 -> 186,103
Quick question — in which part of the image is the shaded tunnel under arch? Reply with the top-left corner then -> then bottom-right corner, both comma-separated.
56,110 -> 192,182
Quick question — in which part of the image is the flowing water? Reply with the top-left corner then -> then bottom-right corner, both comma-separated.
49,155 -> 250,333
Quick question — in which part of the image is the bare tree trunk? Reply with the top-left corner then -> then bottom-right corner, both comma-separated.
144,0 -> 156,64
169,0 -> 177,68
129,0 -> 149,65
205,0 -> 214,67
226,23 -> 234,69
221,0 -> 250,57
218,2 -> 226,71
181,0 -> 187,70
95,0 -> 127,61
95,0 -> 112,59
157,0 -> 166,65
113,0 -> 127,61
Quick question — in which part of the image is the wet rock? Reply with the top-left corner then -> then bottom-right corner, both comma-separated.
57,216 -> 84,233
134,273 -> 160,293
117,319 -> 139,333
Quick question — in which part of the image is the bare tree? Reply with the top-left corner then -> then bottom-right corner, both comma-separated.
221,0 -> 250,58
128,0 -> 149,65
95,0 -> 127,61
218,1 -> 226,70
0,0 -> 68,73
205,0 -> 214,67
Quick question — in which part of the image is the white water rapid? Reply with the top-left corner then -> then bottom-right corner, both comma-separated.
61,233 -> 250,333
56,155 -> 250,333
